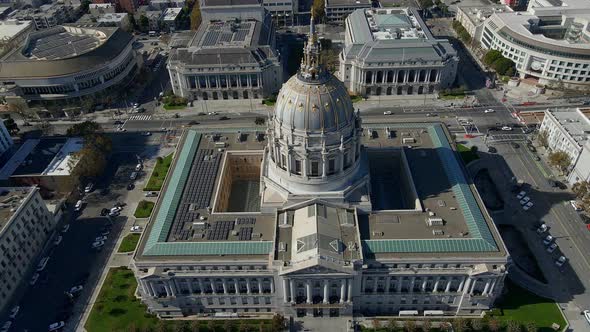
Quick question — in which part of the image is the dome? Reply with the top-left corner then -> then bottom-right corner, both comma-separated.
273,73 -> 355,133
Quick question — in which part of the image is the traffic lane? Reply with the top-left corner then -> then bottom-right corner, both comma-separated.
12,214 -> 112,332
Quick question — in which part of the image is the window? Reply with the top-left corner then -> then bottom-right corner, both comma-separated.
294,159 -> 302,175
310,161 -> 319,176
328,159 -> 335,174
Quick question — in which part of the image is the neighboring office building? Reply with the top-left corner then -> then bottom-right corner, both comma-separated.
149,0 -> 184,10
479,0 -> 590,89
324,0 -> 370,24
12,4 -> 77,30
0,120 -> 13,156
539,108 -> 590,184
167,14 -> 283,100
0,25 -> 138,102
340,8 -> 458,97
455,4 -> 510,42
136,6 -> 163,31
161,7 -> 181,32
0,186 -> 56,313
262,0 -> 294,27
199,0 -> 265,22
97,12 -> 130,30
132,23 -> 508,320
0,19 -> 33,56
89,3 -> 116,16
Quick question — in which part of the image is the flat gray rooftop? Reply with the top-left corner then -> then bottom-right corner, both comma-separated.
193,20 -> 256,48
25,27 -> 103,60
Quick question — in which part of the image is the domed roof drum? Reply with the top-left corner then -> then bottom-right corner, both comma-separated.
273,16 -> 355,134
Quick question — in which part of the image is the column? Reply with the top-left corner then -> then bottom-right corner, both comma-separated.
247,278 -> 252,295
211,280 -> 216,294
139,280 -> 149,296
469,279 -> 477,295
347,279 -> 353,302
164,283 -> 171,297
149,281 -> 157,297
445,278 -> 452,293
421,279 -> 427,292
396,277 -> 402,293
489,278 -> 497,295
482,279 -> 491,296
198,279 -> 204,294
169,280 -> 177,296
187,280 -> 193,294
270,279 -> 275,294
340,280 -> 346,303
425,70 -> 431,83
258,278 -> 263,294
433,277 -> 440,293
410,277 -> 416,293
462,277 -> 472,295
234,279 -> 240,294
373,278 -> 378,293
323,280 -> 329,304
458,277 -> 466,293
306,281 -> 312,303
404,71 -> 409,83
385,276 -> 391,293
290,279 -> 296,304
222,279 -> 228,294
282,279 -> 288,303
372,71 -> 377,84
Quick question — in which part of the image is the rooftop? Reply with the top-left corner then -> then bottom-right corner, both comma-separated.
0,187 -> 35,236
325,0 -> 371,7
545,108 -> 590,146
135,123 -> 506,263
192,20 -> 257,48
457,4 -> 511,26
0,20 -> 32,41
0,137 -> 83,179
163,7 -> 182,21
97,13 -> 128,23
348,8 -> 431,43
201,0 -> 261,7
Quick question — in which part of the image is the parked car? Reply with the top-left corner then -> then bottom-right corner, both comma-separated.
516,191 -> 527,199
145,191 -> 159,197
110,206 -> 123,213
53,235 -> 62,246
95,236 -> 107,242
1,322 -> 12,332
523,202 -> 534,210
570,200 -> 582,211
383,111 -> 392,115
511,142 -> 520,148
8,306 -> 19,319
84,183 -> 94,193
130,225 -> 143,233
130,171 -> 138,180
583,310 -> 590,325
30,273 -> 40,285
127,183 -> 135,190
74,200 -> 83,211
61,224 -> 70,233
91,241 -> 105,249
37,257 -> 49,272
547,242 -> 558,253
527,145 -> 537,153
484,109 -> 495,113
501,126 -> 513,131
519,196 -> 531,205
142,131 -> 152,136
135,163 -> 143,171
100,208 -> 109,216
68,285 -> 84,295
536,224 -> 548,234
543,235 -> 554,245
487,146 -> 497,153
555,256 -> 567,267
48,321 -> 65,331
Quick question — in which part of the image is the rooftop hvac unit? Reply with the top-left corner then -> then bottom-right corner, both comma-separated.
426,217 -> 444,226
231,230 -> 239,236
371,231 -> 384,237
252,232 -> 262,238
428,211 -> 435,217
432,229 -> 444,236
348,241 -> 357,251
279,242 -> 286,252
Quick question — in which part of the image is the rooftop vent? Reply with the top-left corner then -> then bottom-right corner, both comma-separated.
426,217 -> 444,226
432,229 -> 444,236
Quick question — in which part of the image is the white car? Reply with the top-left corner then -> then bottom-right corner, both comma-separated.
135,163 -> 143,172
36,257 -> 49,272
583,310 -> 590,325
523,202 -> 534,210
108,211 -> 120,217
53,235 -> 62,246
84,183 -> 94,193
74,200 -> 83,211
61,224 -> 70,233
543,235 -> 554,246
130,225 -> 143,233
145,191 -> 158,197
570,200 -> 582,211
484,109 -> 495,113
30,273 -> 39,285
142,131 -> 152,136
110,206 -> 122,213
8,306 -> 19,319
130,171 -> 138,180
117,127 -> 126,132
132,103 -> 139,108
516,191 -> 526,199
501,126 -> 513,131
547,242 -> 558,253
383,111 -> 392,115
95,236 -> 108,242
92,241 -> 105,249
519,196 -> 531,205
68,285 -> 84,294
48,321 -> 65,331
1,321 -> 12,332
555,256 -> 567,267
536,224 -> 548,234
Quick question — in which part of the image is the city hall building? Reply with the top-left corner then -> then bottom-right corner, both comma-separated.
132,21 -> 509,319
339,8 -> 458,97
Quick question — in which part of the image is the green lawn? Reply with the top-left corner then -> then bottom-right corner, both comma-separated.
134,201 -> 154,218
491,280 -> 567,331
144,154 -> 173,191
262,98 -> 276,106
350,94 -> 363,103
163,104 -> 186,110
86,268 -> 276,332
457,144 -> 479,165
440,94 -> 465,100
118,233 -> 141,253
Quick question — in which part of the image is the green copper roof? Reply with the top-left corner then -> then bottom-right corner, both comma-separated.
142,129 -> 273,257
362,123 -> 499,254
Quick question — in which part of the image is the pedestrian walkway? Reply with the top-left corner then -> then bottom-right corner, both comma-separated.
128,114 -> 152,121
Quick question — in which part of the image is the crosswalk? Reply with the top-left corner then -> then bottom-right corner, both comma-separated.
128,115 -> 152,121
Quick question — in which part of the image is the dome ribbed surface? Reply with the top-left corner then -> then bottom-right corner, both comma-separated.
274,73 -> 355,133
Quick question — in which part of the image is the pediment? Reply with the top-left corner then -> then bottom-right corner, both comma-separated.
280,256 -> 354,275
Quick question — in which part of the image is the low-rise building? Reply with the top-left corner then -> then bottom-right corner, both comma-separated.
149,0 -> 185,10
136,7 -> 164,31
455,4 -> 510,42
200,0 -> 265,22
325,0 -> 370,24
262,0 -> 294,27
89,3 -> 116,16
161,7 -> 181,32
97,12 -> 131,30
0,120 -> 12,156
479,0 -> 590,89
339,8 -> 458,97
539,108 -> 590,184
0,19 -> 32,56
0,186 -> 56,313
167,14 -> 283,100
12,4 -> 76,30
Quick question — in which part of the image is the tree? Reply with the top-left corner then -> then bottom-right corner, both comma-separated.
505,67 -> 516,77
470,319 -> 483,331
417,0 -> 434,8
128,14 -> 138,30
190,2 -> 202,30
3,117 -> 18,134
506,320 -> 520,332
81,96 -> 96,113
271,314 -> 285,332
372,319 -> 381,330
190,320 -> 200,332
311,0 -> 325,21
387,319 -> 397,331
537,130 -> 549,148
404,320 -> 417,332
493,57 -> 516,76
80,0 -> 91,14
421,320 -> 432,332
254,117 -> 266,125
139,15 -> 149,32
548,150 -> 571,174
38,121 -> 54,136
7,100 -> 34,120
179,322 -> 192,332
525,321 -> 537,332
488,318 -> 500,332
66,121 -> 102,137
453,318 -> 466,332
483,50 -> 503,66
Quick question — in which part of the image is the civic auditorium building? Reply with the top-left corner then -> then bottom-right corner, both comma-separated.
0,25 -> 139,102
132,21 -> 509,320
339,8 -> 458,97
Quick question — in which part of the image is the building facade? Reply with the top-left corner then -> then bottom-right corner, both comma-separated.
455,5 -> 510,43
167,14 -> 283,100
133,21 -> 509,320
200,0 -> 266,22
0,25 -> 139,102
539,108 -> 590,183
0,120 -> 13,156
262,0 -> 294,27
324,0 -> 370,24
479,0 -> 590,89
0,20 -> 33,56
12,4 -> 77,29
339,8 -> 458,97
0,186 -> 56,313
